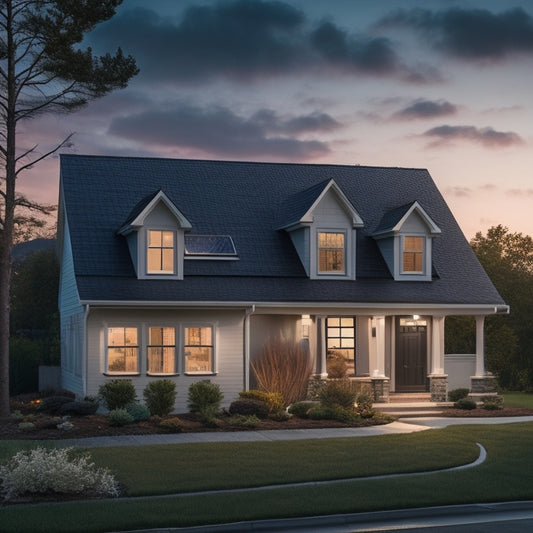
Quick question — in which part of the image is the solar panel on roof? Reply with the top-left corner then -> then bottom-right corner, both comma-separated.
185,235 -> 237,256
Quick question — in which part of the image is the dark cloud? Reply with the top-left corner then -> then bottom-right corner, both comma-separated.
89,0 -> 433,83
379,7 -> 533,60
108,103 -> 339,159
423,125 -> 524,147
393,99 -> 457,120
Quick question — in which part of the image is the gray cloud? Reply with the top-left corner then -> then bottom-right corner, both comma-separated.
379,7 -> 533,61
393,99 -> 457,120
89,0 -> 434,83
423,125 -> 524,147
108,103 -> 339,159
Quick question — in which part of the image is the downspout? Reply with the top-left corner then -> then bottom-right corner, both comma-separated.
243,305 -> 255,391
83,304 -> 90,398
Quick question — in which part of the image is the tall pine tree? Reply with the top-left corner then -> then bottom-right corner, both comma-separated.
0,0 -> 138,416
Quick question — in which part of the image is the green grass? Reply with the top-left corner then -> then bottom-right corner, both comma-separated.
1,422 -> 533,532
502,391 -> 533,408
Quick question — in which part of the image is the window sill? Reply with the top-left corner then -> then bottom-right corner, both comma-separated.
147,373 -> 179,377
103,372 -> 141,377
184,372 -> 217,377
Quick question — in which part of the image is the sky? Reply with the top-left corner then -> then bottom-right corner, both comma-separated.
17,0 -> 533,240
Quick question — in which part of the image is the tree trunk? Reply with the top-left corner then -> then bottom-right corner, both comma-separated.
0,1 -> 16,418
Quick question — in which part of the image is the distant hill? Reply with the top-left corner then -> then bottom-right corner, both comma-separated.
12,238 -> 56,262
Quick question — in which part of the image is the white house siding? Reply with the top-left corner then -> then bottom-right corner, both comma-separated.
445,354 -> 476,390
58,215 -> 84,396
85,308 -> 245,413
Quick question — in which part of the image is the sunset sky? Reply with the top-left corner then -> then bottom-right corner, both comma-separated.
18,0 -> 533,240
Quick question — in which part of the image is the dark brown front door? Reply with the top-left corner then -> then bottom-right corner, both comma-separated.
395,317 -> 428,392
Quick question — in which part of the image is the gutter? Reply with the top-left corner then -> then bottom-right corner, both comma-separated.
243,305 -> 255,392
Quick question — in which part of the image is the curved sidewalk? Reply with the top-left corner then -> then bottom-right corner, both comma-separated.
61,416 -> 533,448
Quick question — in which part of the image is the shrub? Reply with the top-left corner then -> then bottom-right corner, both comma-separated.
125,402 -> 151,421
158,417 -> 183,433
143,380 -> 177,417
0,447 -> 119,501
355,393 -> 375,418
251,338 -> 312,405
99,380 -> 136,411
454,398 -> 477,410
319,379 -> 358,410
107,408 -> 134,426
482,395 -> 504,410
59,400 -> 99,416
326,351 -> 347,379
229,414 -> 261,428
448,388 -> 470,402
188,381 -> 223,424
17,422 -> 36,431
229,398 -> 269,419
239,390 -> 285,413
307,405 -> 358,423
269,410 -> 291,422
288,401 -> 317,418
39,396 -> 75,415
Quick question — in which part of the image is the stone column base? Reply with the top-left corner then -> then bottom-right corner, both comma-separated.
371,377 -> 390,403
429,374 -> 448,402
306,375 -> 327,401
471,375 -> 498,394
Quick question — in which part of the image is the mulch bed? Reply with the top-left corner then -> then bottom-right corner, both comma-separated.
2,406 -> 533,441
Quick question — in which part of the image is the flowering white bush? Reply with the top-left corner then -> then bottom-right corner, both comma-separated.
0,447 -> 120,501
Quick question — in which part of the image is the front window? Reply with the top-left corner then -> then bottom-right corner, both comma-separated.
147,230 -> 175,274
148,327 -> 176,374
326,317 -> 355,375
402,236 -> 424,273
107,327 -> 139,373
184,326 -> 214,374
318,232 -> 345,274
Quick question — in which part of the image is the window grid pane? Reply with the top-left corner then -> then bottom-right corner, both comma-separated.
148,327 -> 176,374
184,326 -> 213,373
318,232 -> 345,273
403,236 -> 424,273
147,230 -> 175,274
107,327 -> 139,373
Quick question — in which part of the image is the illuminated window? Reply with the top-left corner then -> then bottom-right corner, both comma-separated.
147,230 -> 175,274
318,232 -> 345,274
326,317 -> 355,375
184,326 -> 213,374
402,236 -> 424,273
107,327 -> 139,373
148,327 -> 176,374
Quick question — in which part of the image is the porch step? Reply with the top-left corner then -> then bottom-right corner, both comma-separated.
373,394 -> 453,418
388,393 -> 431,403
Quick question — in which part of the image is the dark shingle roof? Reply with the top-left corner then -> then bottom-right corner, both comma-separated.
59,155 -> 505,306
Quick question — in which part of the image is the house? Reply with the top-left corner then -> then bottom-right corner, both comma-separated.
57,155 -> 508,411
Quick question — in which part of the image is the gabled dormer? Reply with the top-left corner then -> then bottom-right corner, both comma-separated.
117,190 -> 192,280
372,201 -> 441,281
277,179 -> 364,280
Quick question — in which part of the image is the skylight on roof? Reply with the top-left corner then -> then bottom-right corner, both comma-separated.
185,235 -> 237,256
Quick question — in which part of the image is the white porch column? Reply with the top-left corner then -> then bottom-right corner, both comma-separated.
431,316 -> 445,374
318,316 -> 328,378
475,315 -> 486,377
372,315 -> 386,377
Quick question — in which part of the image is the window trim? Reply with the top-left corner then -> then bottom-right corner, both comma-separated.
317,230 -> 347,276
146,325 -> 178,376
105,325 -> 141,376
183,324 -> 216,376
401,235 -> 425,275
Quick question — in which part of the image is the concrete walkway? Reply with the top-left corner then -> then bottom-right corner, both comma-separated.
60,416 -> 533,448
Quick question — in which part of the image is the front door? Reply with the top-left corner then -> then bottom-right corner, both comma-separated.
395,317 -> 428,392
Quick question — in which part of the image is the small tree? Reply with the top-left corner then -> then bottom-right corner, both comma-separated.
251,337 -> 312,405
0,0 -> 138,416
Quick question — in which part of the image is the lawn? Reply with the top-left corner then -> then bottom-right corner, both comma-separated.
503,391 -> 533,408
1,421 -> 533,533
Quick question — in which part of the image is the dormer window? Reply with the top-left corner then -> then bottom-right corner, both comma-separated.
318,232 -> 345,274
402,236 -> 424,274
372,201 -> 441,282
147,230 -> 175,274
